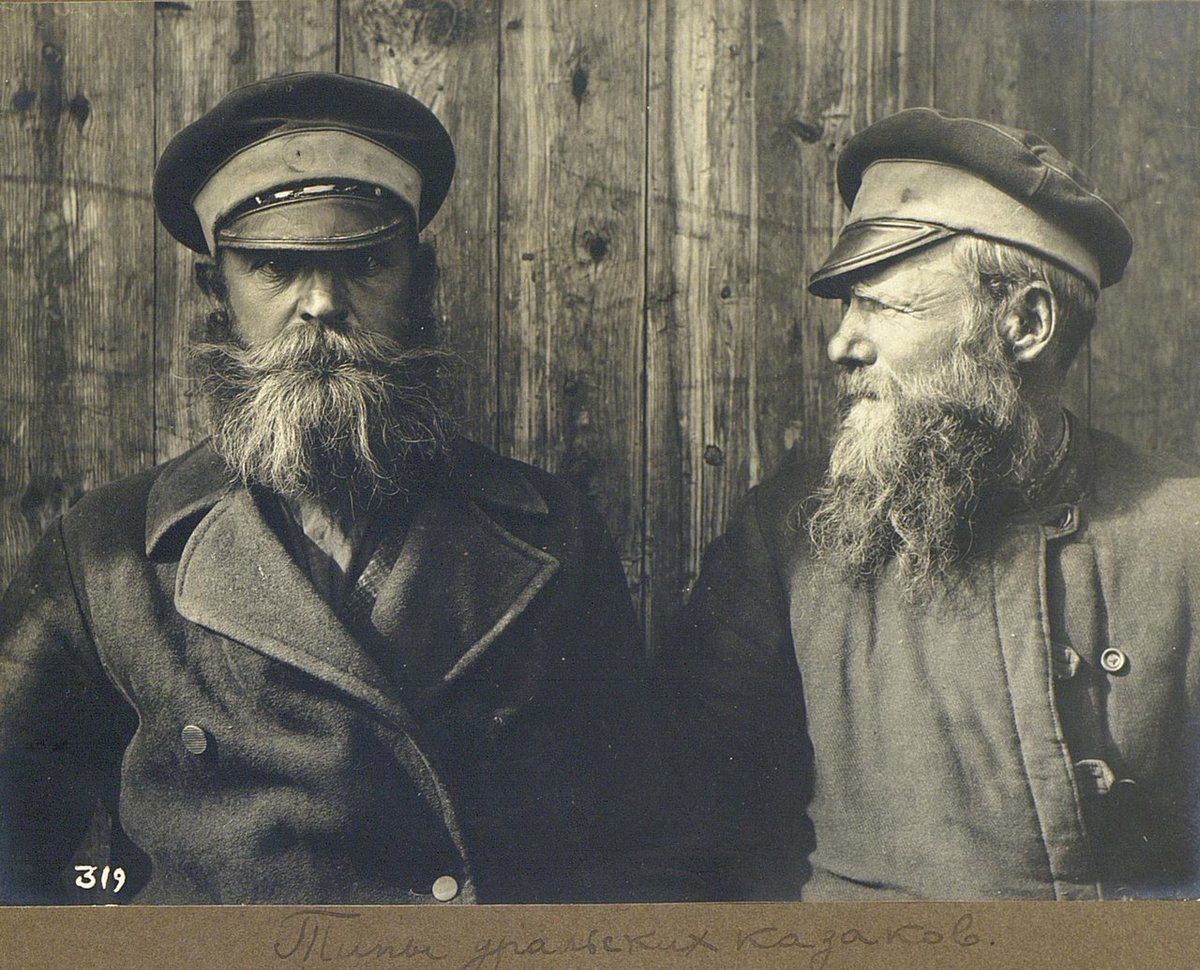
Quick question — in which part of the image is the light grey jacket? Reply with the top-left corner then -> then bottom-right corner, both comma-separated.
660,414 -> 1200,900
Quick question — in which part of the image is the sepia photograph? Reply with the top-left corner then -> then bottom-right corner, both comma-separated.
1,0 -> 1199,964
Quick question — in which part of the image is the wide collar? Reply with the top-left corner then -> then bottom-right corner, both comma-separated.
145,439 -> 558,727
145,437 -> 549,557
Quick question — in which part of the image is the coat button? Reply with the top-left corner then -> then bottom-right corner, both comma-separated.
1052,643 -> 1082,681
432,875 -> 458,901
1074,758 -> 1116,796
1099,648 -> 1129,675
181,724 -> 209,755
1055,506 -> 1076,532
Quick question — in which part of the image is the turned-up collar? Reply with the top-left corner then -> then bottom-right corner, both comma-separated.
145,437 -> 550,558
985,409 -> 1094,535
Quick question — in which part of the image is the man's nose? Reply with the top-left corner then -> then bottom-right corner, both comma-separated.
296,270 -> 350,327
827,309 -> 876,366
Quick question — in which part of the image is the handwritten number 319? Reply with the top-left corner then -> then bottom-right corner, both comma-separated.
74,865 -> 125,893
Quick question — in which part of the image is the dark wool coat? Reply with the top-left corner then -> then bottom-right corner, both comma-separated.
659,416 -> 1200,901
1,439 -> 668,905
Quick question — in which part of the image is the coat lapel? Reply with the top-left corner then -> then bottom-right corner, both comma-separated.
369,488 -> 559,693
174,487 -> 410,723
151,439 -> 560,721
149,440 -> 558,888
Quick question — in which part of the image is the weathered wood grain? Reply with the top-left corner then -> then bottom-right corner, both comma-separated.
341,0 -> 501,450
1087,1 -> 1200,461
756,0 -> 934,478
645,0 -> 759,644
932,0 -> 1095,422
497,0 -> 648,596
644,0 -> 933,647
153,0 -> 338,463
3,0 -> 1199,646
0,2 -> 155,589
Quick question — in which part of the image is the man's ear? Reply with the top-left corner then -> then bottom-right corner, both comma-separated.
1000,283 -> 1057,364
194,259 -> 226,306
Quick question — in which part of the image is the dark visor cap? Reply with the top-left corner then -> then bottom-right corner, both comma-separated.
154,72 -> 455,255
808,108 -> 1132,299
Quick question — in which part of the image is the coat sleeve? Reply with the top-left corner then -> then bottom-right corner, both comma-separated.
530,499 -> 696,902
654,484 -> 813,900
0,518 -> 131,903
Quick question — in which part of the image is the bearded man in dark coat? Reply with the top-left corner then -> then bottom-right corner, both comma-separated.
0,73 -> 666,905
659,108 -> 1200,901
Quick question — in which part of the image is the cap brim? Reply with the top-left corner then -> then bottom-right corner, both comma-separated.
216,195 -> 411,251
807,219 -> 958,298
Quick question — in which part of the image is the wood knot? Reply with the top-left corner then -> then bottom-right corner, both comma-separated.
11,87 -> 35,112
571,65 -> 589,109
584,231 -> 608,263
786,117 -> 823,144
403,0 -> 467,47
68,92 -> 90,129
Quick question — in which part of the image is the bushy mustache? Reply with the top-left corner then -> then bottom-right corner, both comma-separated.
191,319 -> 457,514
836,368 -> 888,405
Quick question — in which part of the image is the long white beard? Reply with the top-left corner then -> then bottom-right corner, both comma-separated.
806,333 -> 1041,595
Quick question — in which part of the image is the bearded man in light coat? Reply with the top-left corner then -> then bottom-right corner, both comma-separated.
1,73 -> 667,905
659,108 -> 1200,901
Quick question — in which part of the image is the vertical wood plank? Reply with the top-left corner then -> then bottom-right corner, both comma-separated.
756,0 -> 934,480
154,0 -> 339,463
1087,1 -> 1200,461
646,0 -> 757,645
0,2 -> 155,589
644,0 -> 932,648
498,0 -> 647,596
7,0 -> 1196,648
931,0 -> 1095,421
341,0 -> 501,450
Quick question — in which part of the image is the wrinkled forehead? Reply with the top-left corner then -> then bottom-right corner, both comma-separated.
846,241 -> 972,312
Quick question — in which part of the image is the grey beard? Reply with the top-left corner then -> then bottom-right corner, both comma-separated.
805,335 -> 1042,597
190,314 -> 457,517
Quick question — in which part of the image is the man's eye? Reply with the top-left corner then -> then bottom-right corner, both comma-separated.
348,252 -> 383,275
853,294 -> 897,314
251,257 -> 296,279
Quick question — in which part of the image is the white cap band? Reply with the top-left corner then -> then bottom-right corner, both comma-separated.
192,127 -> 423,254
848,159 -> 1102,291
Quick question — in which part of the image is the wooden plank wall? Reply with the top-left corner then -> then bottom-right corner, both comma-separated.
2,0 -> 1198,651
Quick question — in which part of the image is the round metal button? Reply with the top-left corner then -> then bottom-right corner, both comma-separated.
431,875 -> 458,902
1099,648 -> 1129,675
180,724 -> 209,755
